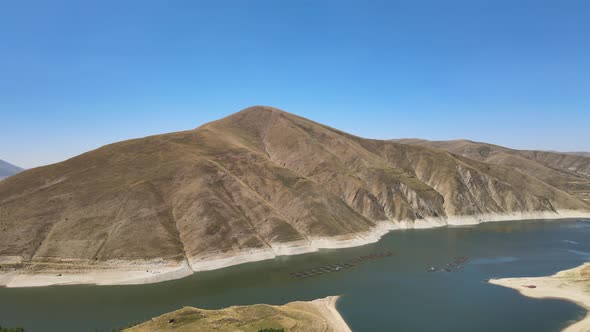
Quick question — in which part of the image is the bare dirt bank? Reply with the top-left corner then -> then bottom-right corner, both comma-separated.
1,210 -> 589,288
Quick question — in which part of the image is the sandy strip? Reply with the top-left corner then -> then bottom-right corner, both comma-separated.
1,260 -> 193,288
490,263 -> 590,332
1,209 -> 589,288
310,296 -> 353,332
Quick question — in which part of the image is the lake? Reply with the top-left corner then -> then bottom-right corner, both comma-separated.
1,218 -> 589,331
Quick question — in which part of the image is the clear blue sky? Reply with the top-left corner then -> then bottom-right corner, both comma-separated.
1,0 -> 589,168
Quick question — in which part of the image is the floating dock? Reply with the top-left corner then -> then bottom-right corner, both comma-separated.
290,251 -> 393,279
428,256 -> 470,272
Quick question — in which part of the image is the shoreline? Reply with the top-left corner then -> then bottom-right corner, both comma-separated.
490,262 -> 590,332
1,209 -> 589,288
312,295 -> 353,332
124,295 -> 351,332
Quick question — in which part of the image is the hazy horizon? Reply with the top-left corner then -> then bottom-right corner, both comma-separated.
2,106 -> 589,169
2,1 -> 589,168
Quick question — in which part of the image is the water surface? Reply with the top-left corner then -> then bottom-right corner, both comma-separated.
1,219 -> 589,331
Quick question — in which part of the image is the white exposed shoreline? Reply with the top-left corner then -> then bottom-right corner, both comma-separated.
311,296 -> 353,332
489,263 -> 590,332
1,209 -> 589,288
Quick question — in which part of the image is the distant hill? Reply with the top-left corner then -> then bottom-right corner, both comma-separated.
393,139 -> 590,203
1,106 -> 589,287
565,151 -> 590,157
0,159 -> 24,180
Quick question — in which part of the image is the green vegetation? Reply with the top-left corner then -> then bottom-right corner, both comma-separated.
258,329 -> 284,332
0,326 -> 25,332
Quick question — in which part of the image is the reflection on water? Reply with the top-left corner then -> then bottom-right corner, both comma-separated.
0,219 -> 588,332
470,256 -> 519,264
568,249 -> 590,257
563,240 -> 580,245
568,220 -> 590,228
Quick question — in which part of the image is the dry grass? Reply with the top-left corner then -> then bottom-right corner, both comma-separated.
395,138 -> 590,202
0,106 -> 588,272
124,298 -> 341,332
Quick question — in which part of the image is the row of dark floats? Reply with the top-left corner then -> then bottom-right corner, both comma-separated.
289,251 -> 394,279
427,256 -> 470,272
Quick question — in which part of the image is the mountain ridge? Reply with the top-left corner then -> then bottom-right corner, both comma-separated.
393,138 -> 590,204
0,159 -> 24,180
1,106 -> 589,287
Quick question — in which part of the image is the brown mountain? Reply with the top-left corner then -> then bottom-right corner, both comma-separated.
565,151 -> 590,157
394,139 -> 590,204
1,107 -> 588,286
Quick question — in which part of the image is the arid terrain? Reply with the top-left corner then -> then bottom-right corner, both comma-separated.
394,139 -> 590,204
1,106 -> 589,286
124,296 -> 350,332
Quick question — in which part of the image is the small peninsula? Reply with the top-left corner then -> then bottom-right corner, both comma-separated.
124,296 -> 351,332
490,263 -> 590,332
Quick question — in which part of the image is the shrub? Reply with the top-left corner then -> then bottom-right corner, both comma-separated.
0,326 -> 26,332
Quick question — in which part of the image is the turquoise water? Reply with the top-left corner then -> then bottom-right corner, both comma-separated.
1,219 -> 589,331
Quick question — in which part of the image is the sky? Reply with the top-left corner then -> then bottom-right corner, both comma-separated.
1,0 -> 589,169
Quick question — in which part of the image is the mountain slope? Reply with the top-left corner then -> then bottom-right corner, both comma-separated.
1,107 -> 588,286
394,139 -> 590,204
564,151 -> 590,157
0,159 -> 24,180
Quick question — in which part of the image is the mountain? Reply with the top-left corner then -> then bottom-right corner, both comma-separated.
0,159 -> 24,180
564,151 -> 590,158
1,106 -> 589,287
393,139 -> 590,204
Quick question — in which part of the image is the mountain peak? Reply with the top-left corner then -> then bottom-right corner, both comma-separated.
222,105 -> 289,122
0,159 -> 24,178
238,105 -> 286,115
200,105 -> 295,135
